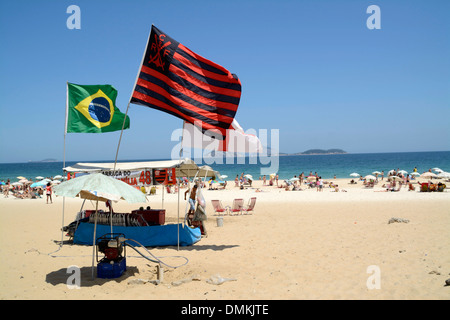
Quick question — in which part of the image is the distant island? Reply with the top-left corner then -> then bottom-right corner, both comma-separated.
293,149 -> 347,155
270,149 -> 347,156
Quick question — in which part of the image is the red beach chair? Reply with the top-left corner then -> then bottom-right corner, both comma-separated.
211,200 -> 228,216
242,197 -> 256,215
229,199 -> 244,215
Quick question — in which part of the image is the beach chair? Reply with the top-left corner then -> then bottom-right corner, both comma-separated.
211,200 -> 228,216
242,197 -> 256,215
229,198 -> 244,215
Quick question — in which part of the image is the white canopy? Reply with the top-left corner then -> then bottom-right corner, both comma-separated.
63,158 -> 220,179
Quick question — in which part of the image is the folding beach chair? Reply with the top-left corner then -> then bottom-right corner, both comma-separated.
211,200 -> 229,216
242,197 -> 256,215
229,198 -> 244,215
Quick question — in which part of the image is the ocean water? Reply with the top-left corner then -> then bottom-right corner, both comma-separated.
1,151 -> 449,182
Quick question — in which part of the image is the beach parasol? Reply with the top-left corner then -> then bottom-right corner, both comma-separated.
53,173 -> 146,203
244,174 -> 253,180
30,181 -> 48,188
364,175 -> 377,180
390,175 -> 402,180
372,171 -> 381,175
420,172 -> 437,179
53,173 -> 146,279
53,175 -> 63,179
398,170 -> 408,175
17,176 -> 26,180
219,175 -> 228,180
350,173 -> 359,177
36,176 -> 44,180
410,172 -> 420,176
432,168 -> 442,173
290,177 -> 299,182
437,172 -> 450,179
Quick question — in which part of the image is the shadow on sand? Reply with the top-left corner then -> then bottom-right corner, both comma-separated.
45,265 -> 140,288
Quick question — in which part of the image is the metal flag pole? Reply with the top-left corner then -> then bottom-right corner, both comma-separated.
91,200 -> 99,280
177,121 -> 186,251
114,25 -> 152,173
61,82 -> 69,248
49,82 -> 69,256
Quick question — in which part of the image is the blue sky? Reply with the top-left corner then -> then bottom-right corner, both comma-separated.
0,0 -> 449,163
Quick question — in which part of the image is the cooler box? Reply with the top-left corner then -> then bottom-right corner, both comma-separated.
132,209 -> 165,226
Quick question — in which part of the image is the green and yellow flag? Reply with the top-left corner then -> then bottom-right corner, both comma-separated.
66,83 -> 130,133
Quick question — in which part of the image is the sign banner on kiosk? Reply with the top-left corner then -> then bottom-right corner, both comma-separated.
102,170 -> 150,187
68,168 -> 176,187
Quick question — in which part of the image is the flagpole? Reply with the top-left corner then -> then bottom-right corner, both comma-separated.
114,25 -> 153,178
50,82 -> 68,256
114,26 -> 152,173
61,82 -> 68,248
177,121 -> 186,251
113,102 -> 130,173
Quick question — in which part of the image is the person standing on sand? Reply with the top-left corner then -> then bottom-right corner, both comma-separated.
46,182 -> 52,204
184,184 -> 198,216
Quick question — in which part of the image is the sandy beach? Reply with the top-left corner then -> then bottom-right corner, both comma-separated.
0,178 -> 449,300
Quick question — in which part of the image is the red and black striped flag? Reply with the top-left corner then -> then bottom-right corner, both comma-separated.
130,25 -> 242,138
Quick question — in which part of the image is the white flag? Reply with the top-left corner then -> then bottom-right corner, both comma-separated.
181,120 -> 262,154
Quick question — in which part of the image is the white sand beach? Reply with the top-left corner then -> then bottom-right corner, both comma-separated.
0,178 -> 449,300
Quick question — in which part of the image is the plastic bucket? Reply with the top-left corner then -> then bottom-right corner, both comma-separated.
216,217 -> 223,227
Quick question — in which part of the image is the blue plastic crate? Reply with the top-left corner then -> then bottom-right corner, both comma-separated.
97,258 -> 127,279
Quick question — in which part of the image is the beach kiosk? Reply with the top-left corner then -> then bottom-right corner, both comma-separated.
61,158 -> 219,247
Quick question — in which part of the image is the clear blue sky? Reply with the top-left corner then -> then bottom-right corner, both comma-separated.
1,0 -> 449,163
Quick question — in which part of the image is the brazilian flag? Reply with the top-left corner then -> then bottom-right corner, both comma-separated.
66,83 -> 130,133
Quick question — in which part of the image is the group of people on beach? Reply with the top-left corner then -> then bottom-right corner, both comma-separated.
1,178 -> 53,203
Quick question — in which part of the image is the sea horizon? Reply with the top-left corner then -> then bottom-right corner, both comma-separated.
1,150 -> 449,182
2,149 -> 449,165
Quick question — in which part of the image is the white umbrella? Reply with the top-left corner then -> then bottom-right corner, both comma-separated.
53,173 -> 146,279
432,167 -> 442,172
36,176 -> 44,180
364,175 -> 377,180
219,175 -> 228,180
437,172 -> 450,179
51,180 -> 61,185
290,177 -> 299,182
244,174 -> 253,180
410,172 -> 420,176
390,175 -> 403,180
372,171 -> 381,175
350,173 -> 360,177
420,172 -> 437,179
398,170 -> 408,175
11,182 -> 23,186
53,175 -> 63,179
